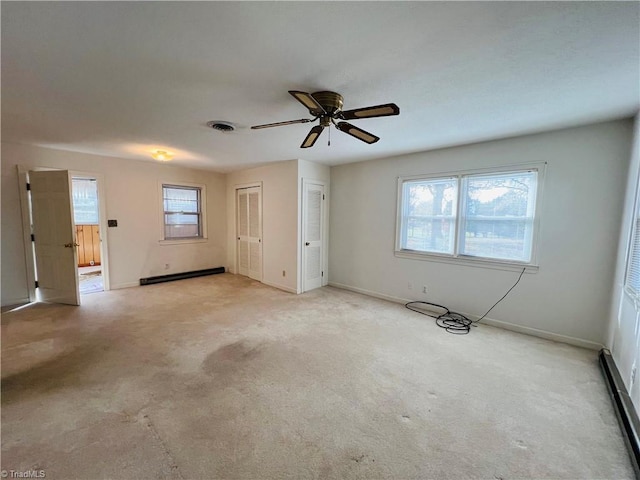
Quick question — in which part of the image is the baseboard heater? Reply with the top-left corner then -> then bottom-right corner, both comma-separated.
599,348 -> 640,477
140,267 -> 225,286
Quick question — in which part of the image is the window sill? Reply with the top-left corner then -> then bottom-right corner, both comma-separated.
159,238 -> 208,246
394,250 -> 538,273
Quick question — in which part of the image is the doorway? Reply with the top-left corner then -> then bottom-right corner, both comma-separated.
72,177 -> 104,295
236,185 -> 262,281
18,167 -> 110,305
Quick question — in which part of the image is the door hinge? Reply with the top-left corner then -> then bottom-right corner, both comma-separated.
26,182 -> 31,191
34,280 -> 39,288
322,194 -> 325,200
322,271 -> 324,277
31,234 -> 35,242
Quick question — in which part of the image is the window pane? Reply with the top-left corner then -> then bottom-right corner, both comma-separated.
72,178 -> 99,224
165,213 -> 199,225
460,171 -> 537,262
165,224 -> 200,238
163,186 -> 199,213
401,178 -> 457,254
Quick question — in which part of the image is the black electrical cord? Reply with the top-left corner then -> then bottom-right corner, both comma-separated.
405,267 -> 526,335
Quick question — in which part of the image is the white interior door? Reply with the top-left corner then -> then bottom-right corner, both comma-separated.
237,186 -> 262,281
30,170 -> 80,305
237,189 -> 249,277
247,188 -> 262,281
303,181 -> 324,292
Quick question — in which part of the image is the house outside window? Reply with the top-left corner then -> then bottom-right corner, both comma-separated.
396,166 -> 543,267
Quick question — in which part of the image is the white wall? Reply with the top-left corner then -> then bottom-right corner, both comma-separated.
608,115 -> 640,408
329,120 -> 633,347
298,159 -> 331,293
1,143 -> 227,305
225,160 -> 299,293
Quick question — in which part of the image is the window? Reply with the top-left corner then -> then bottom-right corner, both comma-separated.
625,177 -> 640,299
397,167 -> 541,266
162,184 -> 203,240
72,178 -> 99,225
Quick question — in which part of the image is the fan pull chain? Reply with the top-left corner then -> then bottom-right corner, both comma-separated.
328,125 -> 331,146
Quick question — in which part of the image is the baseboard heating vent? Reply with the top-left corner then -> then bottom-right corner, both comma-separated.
599,348 -> 640,478
140,267 -> 225,286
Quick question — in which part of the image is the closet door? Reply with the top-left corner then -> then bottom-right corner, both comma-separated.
302,181 -> 324,292
237,189 -> 249,277
247,188 -> 262,281
236,186 -> 262,281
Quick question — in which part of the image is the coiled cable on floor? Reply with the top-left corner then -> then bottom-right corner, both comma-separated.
405,267 -> 526,335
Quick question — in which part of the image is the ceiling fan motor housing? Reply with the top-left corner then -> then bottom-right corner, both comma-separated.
311,91 -> 344,116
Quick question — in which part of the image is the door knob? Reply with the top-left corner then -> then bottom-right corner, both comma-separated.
305,242 -> 310,246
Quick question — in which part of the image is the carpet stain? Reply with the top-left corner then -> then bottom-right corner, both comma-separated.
202,341 -> 265,377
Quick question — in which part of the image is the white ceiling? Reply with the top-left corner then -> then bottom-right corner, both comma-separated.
2,2 -> 639,172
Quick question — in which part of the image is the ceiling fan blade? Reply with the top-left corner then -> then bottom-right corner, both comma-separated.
336,122 -> 380,144
251,118 -> 312,130
300,125 -> 324,148
340,103 -> 400,120
289,90 -> 326,115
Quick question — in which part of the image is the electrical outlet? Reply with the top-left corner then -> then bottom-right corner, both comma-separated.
408,282 -> 413,291
164,263 -> 170,270
282,270 -> 286,277
422,285 -> 428,294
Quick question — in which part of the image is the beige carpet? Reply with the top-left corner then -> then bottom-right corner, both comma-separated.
1,274 -> 633,479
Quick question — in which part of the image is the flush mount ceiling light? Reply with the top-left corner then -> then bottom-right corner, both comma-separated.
206,121 -> 236,133
151,150 -> 173,161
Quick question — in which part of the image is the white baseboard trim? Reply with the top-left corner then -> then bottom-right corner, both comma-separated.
328,282 -> 413,305
262,280 -> 298,294
475,317 -> 602,350
110,282 -> 139,290
1,297 -> 30,308
328,281 -> 603,351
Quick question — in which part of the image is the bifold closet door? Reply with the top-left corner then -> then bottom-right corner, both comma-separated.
236,186 -> 262,281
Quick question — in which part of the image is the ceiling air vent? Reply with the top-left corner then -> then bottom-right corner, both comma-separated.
207,121 -> 236,132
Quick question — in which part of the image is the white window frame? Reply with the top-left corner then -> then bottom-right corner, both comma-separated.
395,163 -> 545,271
159,181 -> 207,245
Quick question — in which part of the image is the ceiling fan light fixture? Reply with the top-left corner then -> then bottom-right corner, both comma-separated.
251,90 -> 398,148
151,150 -> 173,161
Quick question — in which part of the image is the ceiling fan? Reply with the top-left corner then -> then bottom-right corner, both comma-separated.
251,90 -> 400,148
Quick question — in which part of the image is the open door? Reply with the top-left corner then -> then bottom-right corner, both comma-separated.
30,170 -> 80,305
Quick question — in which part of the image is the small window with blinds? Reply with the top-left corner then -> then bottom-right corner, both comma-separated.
397,166 -> 542,267
162,184 -> 204,240
625,205 -> 640,299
